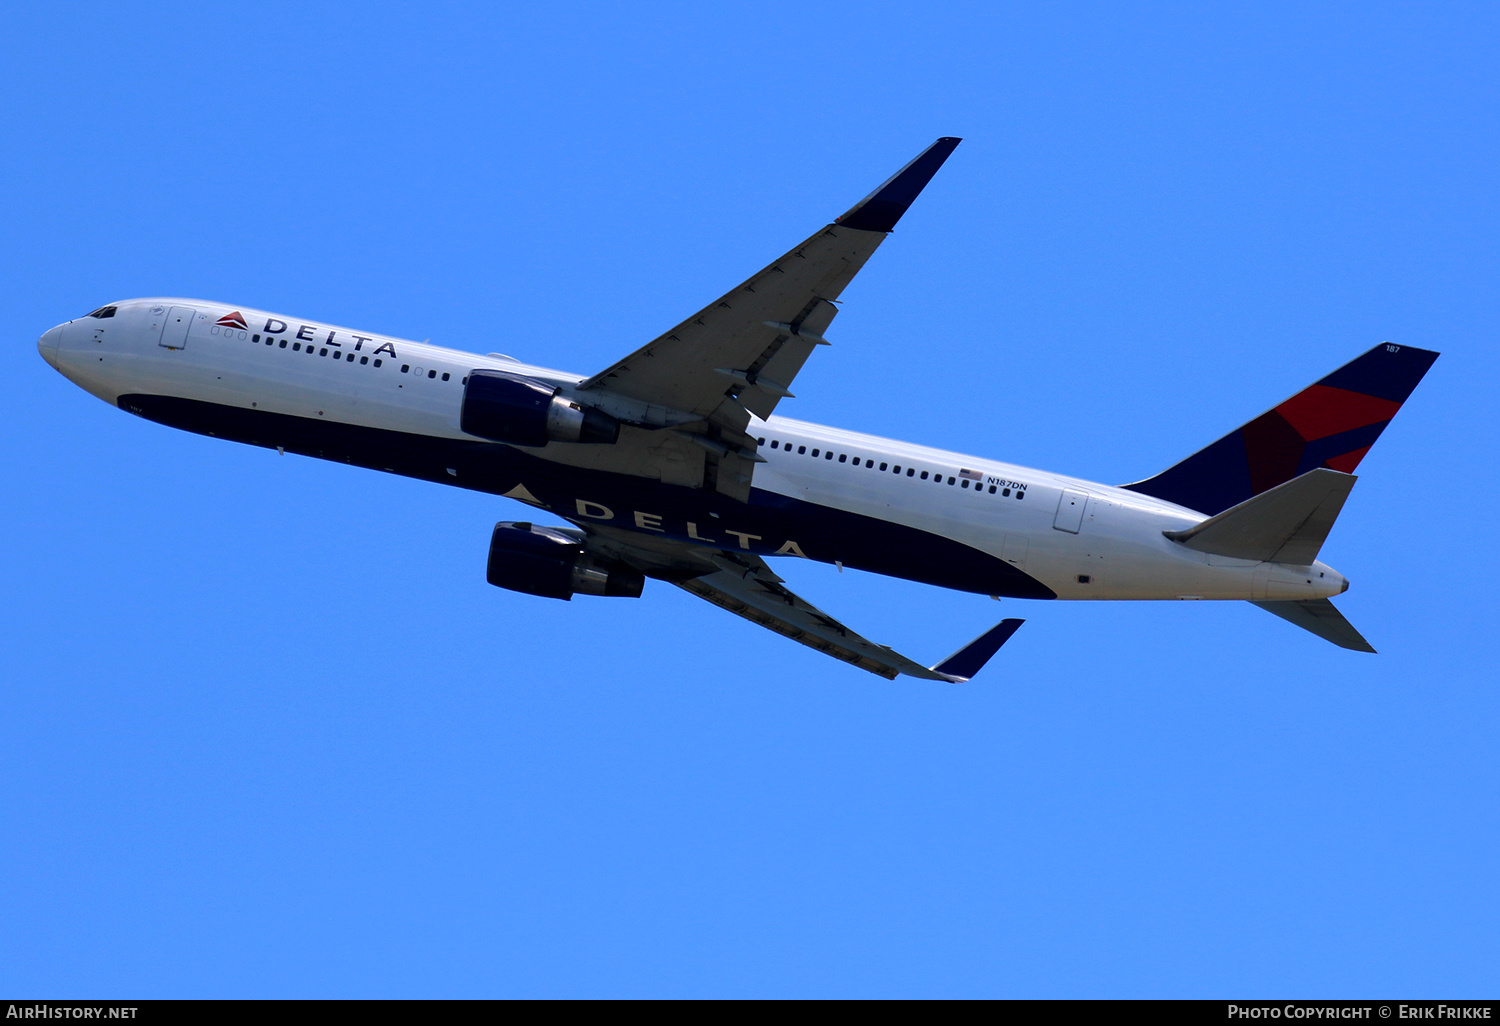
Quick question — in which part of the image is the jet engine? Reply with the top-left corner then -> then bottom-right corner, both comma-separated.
485,522 -> 644,600
461,370 -> 620,446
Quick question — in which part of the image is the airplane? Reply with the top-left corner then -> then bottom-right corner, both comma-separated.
37,138 -> 1438,683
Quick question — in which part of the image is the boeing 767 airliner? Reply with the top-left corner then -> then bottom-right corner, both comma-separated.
38,138 -> 1438,681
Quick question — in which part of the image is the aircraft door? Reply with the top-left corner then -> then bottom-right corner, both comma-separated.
156,306 -> 195,349
1053,489 -> 1088,533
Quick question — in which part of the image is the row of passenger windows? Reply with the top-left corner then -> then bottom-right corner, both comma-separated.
227,331 -> 1016,496
251,331 -> 386,366
403,365 -> 456,381
755,437 -> 1027,498
226,328 -> 1020,497
248,332 -> 466,383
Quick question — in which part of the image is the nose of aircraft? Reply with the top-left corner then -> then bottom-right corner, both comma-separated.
38,324 -> 62,370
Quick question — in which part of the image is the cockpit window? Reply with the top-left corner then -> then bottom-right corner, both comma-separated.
87,306 -> 117,319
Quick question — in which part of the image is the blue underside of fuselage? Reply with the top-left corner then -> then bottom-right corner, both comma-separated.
118,394 -> 1056,600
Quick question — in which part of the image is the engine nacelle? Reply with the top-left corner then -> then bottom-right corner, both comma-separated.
485,522 -> 645,600
461,370 -> 620,446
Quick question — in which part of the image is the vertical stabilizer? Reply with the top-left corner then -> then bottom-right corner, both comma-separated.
1123,343 -> 1438,515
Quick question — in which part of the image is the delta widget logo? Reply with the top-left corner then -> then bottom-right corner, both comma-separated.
216,311 -> 249,330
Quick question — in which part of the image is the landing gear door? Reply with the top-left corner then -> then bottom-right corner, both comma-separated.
155,306 -> 195,349
1053,489 -> 1088,534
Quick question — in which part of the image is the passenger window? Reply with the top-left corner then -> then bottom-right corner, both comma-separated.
1002,488 -> 1011,496
401,365 -> 410,373
374,360 -> 383,368
265,337 -> 273,346
811,449 -> 819,457
320,348 -> 328,356
879,463 -> 887,471
280,340 -> 288,349
962,479 -> 970,488
770,440 -> 778,449
1017,491 -> 1025,500
441,372 -> 450,381
838,454 -> 847,463
906,468 -> 915,476
866,459 -> 874,468
920,471 -> 928,480
347,353 -> 355,362
825,451 -> 833,460
798,445 -> 806,455
360,356 -> 368,364
427,369 -> 436,378
988,485 -> 996,493
947,477 -> 955,485
252,333 -> 260,343
293,342 -> 301,351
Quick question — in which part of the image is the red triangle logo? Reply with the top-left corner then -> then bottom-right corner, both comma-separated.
216,311 -> 249,330
1275,384 -> 1399,441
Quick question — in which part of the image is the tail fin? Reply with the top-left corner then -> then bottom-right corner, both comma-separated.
1123,343 -> 1438,515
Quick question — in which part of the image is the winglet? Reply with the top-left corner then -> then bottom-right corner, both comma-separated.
835,137 -> 962,233
930,618 -> 1024,682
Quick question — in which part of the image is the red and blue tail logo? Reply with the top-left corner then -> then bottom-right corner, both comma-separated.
1124,343 -> 1439,516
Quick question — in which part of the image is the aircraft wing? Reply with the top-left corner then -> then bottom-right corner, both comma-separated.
581,523 -> 1020,682
572,138 -> 961,500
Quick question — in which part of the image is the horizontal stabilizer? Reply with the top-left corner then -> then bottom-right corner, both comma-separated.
1251,598 -> 1376,653
1164,468 -> 1355,565
930,619 -> 1025,682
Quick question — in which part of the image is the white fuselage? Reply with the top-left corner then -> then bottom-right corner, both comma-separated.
39,298 -> 1348,604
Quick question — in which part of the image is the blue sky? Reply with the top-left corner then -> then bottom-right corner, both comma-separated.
3,1 -> 1497,998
